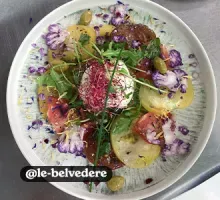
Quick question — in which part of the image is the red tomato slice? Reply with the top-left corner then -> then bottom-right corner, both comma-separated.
83,129 -> 124,170
133,113 -> 163,143
160,44 -> 170,67
135,58 -> 152,80
47,96 -> 69,133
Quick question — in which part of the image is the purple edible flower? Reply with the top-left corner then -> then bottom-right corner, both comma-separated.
109,3 -> 129,26
29,119 -> 43,130
38,93 -> 45,100
162,139 -> 190,157
153,69 -> 189,93
103,14 -> 109,20
146,130 -> 160,145
152,70 -> 179,91
39,48 -> 46,59
45,24 -> 69,50
169,49 -> 183,68
168,92 -> 175,99
37,67 -> 47,75
94,26 -> 100,36
178,126 -> 189,135
114,4 -> 128,18
162,119 -> 176,145
57,125 -> 86,157
96,36 -> 105,45
131,40 -> 141,48
28,66 -> 36,74
31,43 -> 37,48
111,17 -> 125,26
112,35 -> 126,43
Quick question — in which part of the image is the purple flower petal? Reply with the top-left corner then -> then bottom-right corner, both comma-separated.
103,14 -> 109,20
48,24 -> 60,33
112,35 -> 126,43
152,70 -> 179,91
38,93 -> 45,100
94,26 -> 100,36
178,126 -> 189,135
169,49 -> 183,68
168,92 -> 175,99
45,25 -> 69,50
46,32 -> 58,41
37,67 -> 47,75
162,139 -> 190,157
28,66 -> 36,74
31,119 -> 43,130
162,119 -> 176,145
31,43 -> 37,48
111,17 -> 124,26
146,130 -> 160,145
96,36 -> 105,45
114,4 -> 128,18
39,48 -> 46,59
132,40 -> 141,48
56,126 -> 86,157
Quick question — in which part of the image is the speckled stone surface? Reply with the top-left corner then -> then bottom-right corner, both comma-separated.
0,0 -> 220,199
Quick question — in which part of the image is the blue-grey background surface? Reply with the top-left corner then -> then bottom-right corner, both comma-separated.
0,0 -> 219,199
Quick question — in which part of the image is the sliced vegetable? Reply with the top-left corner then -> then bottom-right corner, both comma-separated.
65,25 -> 96,60
107,176 -> 125,191
111,112 -> 161,168
139,78 -> 194,115
99,25 -> 115,36
37,85 -> 58,118
133,113 -> 162,144
47,97 -> 69,133
47,49 -> 69,72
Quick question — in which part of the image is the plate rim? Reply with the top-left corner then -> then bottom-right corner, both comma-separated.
6,0 -> 217,199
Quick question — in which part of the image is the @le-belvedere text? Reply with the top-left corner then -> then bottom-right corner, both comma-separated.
20,166 -> 112,182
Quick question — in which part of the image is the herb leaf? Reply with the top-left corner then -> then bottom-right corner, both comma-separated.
99,141 -> 111,157
112,110 -> 139,135
143,38 -> 161,59
79,34 -> 91,46
36,73 -> 56,87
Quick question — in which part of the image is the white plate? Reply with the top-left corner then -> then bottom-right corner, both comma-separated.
7,0 -> 217,199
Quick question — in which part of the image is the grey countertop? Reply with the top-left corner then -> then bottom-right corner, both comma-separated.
0,0 -> 219,199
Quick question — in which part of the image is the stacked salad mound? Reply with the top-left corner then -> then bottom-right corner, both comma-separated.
35,2 -> 194,191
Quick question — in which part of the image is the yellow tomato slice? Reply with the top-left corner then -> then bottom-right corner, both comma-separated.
139,79 -> 194,115
111,114 -> 161,168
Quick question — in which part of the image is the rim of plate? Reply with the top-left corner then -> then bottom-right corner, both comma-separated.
7,0 -> 217,199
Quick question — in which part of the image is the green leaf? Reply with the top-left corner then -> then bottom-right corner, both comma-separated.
69,99 -> 84,108
112,110 -> 139,135
143,38 -> 161,59
50,69 -> 73,100
99,141 -> 111,157
36,73 -> 56,87
79,34 -> 90,46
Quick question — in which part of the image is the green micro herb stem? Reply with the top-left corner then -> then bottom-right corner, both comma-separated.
77,42 -> 103,63
119,71 -> 167,94
89,47 -> 124,192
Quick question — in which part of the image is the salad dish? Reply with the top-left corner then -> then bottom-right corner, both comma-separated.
7,0 -> 216,198
36,2 -> 194,191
